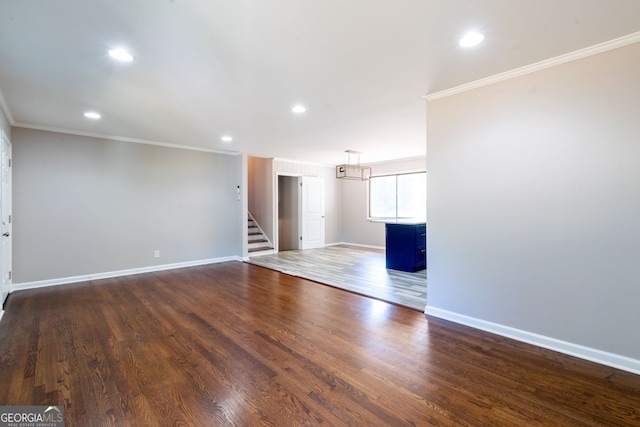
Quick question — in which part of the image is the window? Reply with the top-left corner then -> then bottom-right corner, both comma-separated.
369,172 -> 426,222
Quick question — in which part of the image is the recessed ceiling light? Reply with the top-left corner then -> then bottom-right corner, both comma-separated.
84,111 -> 101,119
459,32 -> 485,48
221,135 -> 233,142
108,48 -> 134,62
292,105 -> 306,114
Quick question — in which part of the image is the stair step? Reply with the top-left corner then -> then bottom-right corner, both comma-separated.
248,246 -> 274,253
248,240 -> 272,249
247,213 -> 272,254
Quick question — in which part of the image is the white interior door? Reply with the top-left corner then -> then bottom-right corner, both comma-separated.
1,132 -> 11,306
301,176 -> 325,250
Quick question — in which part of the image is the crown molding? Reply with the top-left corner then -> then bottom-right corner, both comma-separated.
363,154 -> 426,167
426,31 -> 640,102
0,88 -> 15,125
12,122 -> 241,156
272,157 -> 334,168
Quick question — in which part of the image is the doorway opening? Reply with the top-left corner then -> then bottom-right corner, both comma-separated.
274,174 -> 325,252
277,175 -> 300,252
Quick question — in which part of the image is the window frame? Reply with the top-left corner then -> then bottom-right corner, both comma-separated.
367,170 -> 426,222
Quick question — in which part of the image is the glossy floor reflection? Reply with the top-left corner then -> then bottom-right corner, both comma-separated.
247,245 -> 426,311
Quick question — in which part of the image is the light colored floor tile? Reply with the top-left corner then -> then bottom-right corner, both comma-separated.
247,244 -> 427,311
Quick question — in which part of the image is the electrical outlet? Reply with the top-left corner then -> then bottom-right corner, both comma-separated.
154,250 -> 160,258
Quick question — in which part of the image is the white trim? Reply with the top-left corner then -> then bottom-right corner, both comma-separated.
11,256 -> 242,292
274,171 -> 304,253
0,88 -> 15,125
274,156 -> 429,169
12,122 -> 241,156
241,152 -> 249,258
327,242 -> 385,251
362,155 -> 426,167
370,169 -> 426,179
426,31 -> 640,102
0,131 -> 12,309
273,156 -> 430,170
0,309 -> 4,324
273,157 -> 333,168
425,306 -> 640,376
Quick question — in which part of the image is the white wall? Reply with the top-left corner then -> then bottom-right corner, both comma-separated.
426,42 -> 640,366
341,157 -> 426,247
13,128 -> 243,283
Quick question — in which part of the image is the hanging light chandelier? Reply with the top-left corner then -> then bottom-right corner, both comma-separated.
336,150 -> 372,181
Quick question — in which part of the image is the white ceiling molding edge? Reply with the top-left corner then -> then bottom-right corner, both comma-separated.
272,157 -> 333,168
271,154 -> 427,169
364,154 -> 426,167
0,88 -> 15,125
12,122 -> 242,156
426,31 -> 640,102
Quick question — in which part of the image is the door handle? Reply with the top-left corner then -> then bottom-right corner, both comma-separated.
2,233 -> 9,237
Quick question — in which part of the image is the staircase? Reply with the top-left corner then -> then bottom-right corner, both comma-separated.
248,213 -> 274,255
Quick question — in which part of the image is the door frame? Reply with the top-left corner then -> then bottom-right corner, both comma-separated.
1,130 -> 12,312
273,172 -> 302,253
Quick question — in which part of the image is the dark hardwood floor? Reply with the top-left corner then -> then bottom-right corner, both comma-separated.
0,262 -> 639,426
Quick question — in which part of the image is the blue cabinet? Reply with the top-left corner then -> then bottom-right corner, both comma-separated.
385,223 -> 426,272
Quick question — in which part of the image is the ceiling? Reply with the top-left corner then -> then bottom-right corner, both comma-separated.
1,1 -> 639,165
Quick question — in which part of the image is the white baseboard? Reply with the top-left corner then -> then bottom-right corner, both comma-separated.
425,305 -> 640,376
327,242 -> 385,250
12,256 -> 243,292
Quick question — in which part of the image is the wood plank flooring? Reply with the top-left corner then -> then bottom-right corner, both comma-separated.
248,245 -> 427,310
0,262 -> 639,426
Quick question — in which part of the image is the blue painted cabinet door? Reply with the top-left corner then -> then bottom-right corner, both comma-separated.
385,223 -> 426,272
